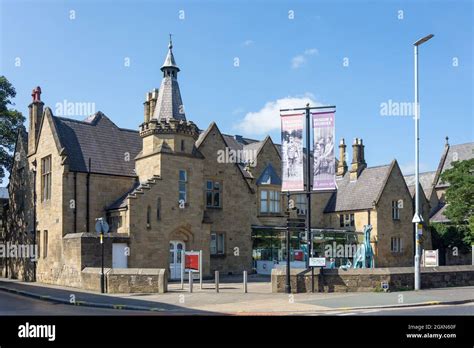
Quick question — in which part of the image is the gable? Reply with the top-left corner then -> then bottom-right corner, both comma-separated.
52,112 -> 142,176
256,164 -> 282,186
324,163 -> 392,213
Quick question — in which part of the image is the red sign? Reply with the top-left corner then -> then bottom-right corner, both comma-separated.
185,254 -> 199,270
294,250 -> 304,261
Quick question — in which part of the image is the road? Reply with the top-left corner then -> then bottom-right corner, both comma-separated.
0,290 -> 472,315
0,291 -> 149,315
317,303 -> 474,316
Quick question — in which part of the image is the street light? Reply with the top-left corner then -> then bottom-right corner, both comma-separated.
412,33 -> 434,291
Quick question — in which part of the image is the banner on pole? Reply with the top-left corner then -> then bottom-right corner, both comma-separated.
312,111 -> 336,190
281,113 -> 304,191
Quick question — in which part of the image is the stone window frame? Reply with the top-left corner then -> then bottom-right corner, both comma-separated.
259,186 -> 282,215
339,213 -> 355,228
205,180 -> 222,209
40,155 -> 52,202
210,232 -> 225,256
390,236 -> 403,253
295,194 -> 307,215
391,200 -> 400,220
146,206 -> 152,229
179,169 -> 187,204
36,230 -> 41,259
43,230 -> 48,259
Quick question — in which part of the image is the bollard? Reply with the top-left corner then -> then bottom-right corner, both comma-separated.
189,271 -> 193,293
215,271 -> 219,293
243,270 -> 248,293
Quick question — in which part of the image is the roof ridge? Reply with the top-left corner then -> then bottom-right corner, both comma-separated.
54,115 -> 139,133
450,141 -> 474,147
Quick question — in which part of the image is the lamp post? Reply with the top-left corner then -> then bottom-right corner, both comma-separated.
412,34 -> 434,291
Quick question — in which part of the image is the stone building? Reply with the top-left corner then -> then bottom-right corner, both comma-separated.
5,39 -> 428,289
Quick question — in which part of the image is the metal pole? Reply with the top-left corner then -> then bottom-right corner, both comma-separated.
199,250 -> 203,290
414,44 -> 421,291
215,271 -> 219,293
285,192 -> 291,294
100,232 -> 105,293
189,270 -> 193,293
305,104 -> 312,269
243,271 -> 248,293
181,250 -> 184,290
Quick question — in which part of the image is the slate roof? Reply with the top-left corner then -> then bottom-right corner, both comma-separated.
152,77 -> 186,121
324,163 -> 393,213
256,164 -> 282,186
435,142 -> 474,188
152,42 -> 186,121
0,187 -> 8,200
404,171 -> 436,198
430,204 -> 449,223
106,181 -> 140,210
52,113 -> 141,177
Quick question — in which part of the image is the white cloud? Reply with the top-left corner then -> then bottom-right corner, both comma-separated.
291,55 -> 306,69
304,48 -> 318,56
234,93 -> 323,136
242,40 -> 254,46
291,48 -> 318,69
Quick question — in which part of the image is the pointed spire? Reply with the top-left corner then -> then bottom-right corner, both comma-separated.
161,33 -> 180,72
152,37 -> 186,121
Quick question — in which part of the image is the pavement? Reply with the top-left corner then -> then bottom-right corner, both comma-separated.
0,276 -> 473,315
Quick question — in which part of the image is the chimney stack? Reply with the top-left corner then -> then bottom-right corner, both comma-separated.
143,91 -> 153,123
336,138 -> 348,177
149,88 -> 159,120
350,138 -> 367,181
28,86 -> 44,155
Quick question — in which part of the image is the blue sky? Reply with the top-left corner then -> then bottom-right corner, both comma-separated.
1,0 -> 473,182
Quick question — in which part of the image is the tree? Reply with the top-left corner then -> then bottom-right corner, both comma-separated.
441,158 -> 474,228
431,158 -> 474,261
0,76 -> 25,184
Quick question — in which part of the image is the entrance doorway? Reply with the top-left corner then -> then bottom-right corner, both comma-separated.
169,241 -> 185,279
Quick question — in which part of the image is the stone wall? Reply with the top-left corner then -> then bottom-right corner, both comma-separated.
81,267 -> 167,293
374,162 -> 414,267
272,265 -> 474,293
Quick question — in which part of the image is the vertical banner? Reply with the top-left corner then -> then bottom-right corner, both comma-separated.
281,113 -> 304,191
312,111 -> 336,190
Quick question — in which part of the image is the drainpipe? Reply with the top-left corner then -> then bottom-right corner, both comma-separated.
86,158 -> 91,232
32,160 -> 37,282
73,172 -> 77,233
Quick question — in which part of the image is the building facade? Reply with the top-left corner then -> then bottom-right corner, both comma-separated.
5,40 -> 431,289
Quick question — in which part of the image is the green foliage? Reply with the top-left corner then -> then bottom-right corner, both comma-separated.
434,158 -> 474,251
430,222 -> 472,253
0,76 -> 25,184
440,158 -> 474,225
